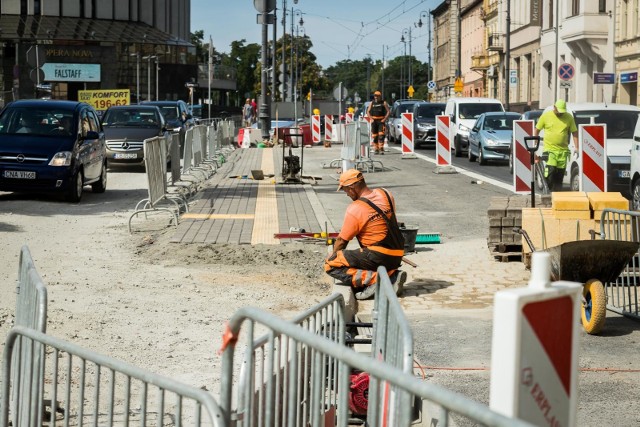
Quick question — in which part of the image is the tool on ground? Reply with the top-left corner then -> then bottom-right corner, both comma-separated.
402,257 -> 417,268
416,232 -> 441,244
281,130 -> 304,183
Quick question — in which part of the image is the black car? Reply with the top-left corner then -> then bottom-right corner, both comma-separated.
0,99 -> 107,202
141,100 -> 194,156
101,105 -> 168,165
413,102 -> 445,148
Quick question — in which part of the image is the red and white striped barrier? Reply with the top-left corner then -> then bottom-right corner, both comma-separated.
345,112 -> 354,124
324,115 -> 333,142
401,112 -> 415,157
311,114 -> 321,144
579,124 -> 607,192
513,120 -> 534,194
436,115 -> 452,166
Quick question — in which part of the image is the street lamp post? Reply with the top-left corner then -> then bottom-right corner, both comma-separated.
130,52 -> 140,103
416,10 -> 432,84
290,8 -> 303,102
401,27 -> 413,91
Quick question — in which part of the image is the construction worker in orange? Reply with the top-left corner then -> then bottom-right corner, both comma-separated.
324,169 -> 407,300
366,91 -> 390,154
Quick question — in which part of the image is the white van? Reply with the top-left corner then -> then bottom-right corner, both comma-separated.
444,97 -> 504,157
628,112 -> 640,208
539,103 -> 639,196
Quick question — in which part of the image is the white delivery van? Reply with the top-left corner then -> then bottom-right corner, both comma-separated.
444,97 -> 504,157
628,111 -> 640,208
539,103 -> 639,197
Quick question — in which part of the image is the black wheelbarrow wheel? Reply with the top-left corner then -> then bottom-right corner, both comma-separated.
581,279 -> 606,335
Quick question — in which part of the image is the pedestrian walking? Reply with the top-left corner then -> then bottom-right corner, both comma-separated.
366,91 -> 390,154
324,169 -> 407,300
534,99 -> 578,191
242,98 -> 254,128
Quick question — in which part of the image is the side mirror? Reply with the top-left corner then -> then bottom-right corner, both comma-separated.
83,130 -> 100,140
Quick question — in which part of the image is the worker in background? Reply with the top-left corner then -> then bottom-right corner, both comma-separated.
324,169 -> 407,300
366,91 -> 390,155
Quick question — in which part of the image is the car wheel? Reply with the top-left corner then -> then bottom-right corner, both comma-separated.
570,167 -> 580,191
66,170 -> 83,203
468,143 -> 477,162
633,179 -> 640,210
453,137 -> 462,157
91,162 -> 107,193
478,144 -> 487,165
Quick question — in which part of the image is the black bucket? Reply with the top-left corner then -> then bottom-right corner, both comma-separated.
400,226 -> 419,252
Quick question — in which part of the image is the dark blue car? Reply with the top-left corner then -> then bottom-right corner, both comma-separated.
0,99 -> 107,202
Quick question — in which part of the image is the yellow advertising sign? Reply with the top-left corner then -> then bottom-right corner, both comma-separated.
78,89 -> 130,111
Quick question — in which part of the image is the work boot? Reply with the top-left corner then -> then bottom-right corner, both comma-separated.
354,284 -> 376,300
390,270 -> 407,296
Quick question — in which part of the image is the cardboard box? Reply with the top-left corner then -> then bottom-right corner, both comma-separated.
588,192 -> 629,219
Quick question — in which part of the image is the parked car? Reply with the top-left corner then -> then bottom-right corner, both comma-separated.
141,100 -> 194,156
412,102 -> 446,148
445,97 -> 505,156
101,105 -> 168,166
468,112 -> 521,165
387,100 -> 420,143
0,99 -> 107,202
509,109 -> 544,173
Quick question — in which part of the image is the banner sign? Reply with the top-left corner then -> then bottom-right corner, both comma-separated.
78,89 -> 130,111
41,63 -> 100,82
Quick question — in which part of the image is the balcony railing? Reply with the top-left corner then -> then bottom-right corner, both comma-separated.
471,54 -> 490,70
483,0 -> 499,18
487,33 -> 503,51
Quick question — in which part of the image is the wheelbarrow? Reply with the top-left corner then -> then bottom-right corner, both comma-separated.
515,228 -> 640,335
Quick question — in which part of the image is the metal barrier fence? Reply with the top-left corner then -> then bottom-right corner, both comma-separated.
129,137 -> 181,232
231,294 -> 348,426
1,326 -> 226,427
15,246 -> 47,332
368,266 -> 414,426
599,208 -> 640,320
323,120 -> 383,172
10,246 -> 48,427
219,306 -> 533,427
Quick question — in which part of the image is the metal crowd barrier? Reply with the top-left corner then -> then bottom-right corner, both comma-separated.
10,246 -> 48,427
128,137 -> 181,232
368,266 -> 414,426
231,294 -> 348,426
322,120 -> 383,172
218,305 -> 533,427
598,208 -> 640,320
1,326 -> 226,427
15,246 -> 47,332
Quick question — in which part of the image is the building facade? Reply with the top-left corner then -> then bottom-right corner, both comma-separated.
0,0 -> 234,111
431,0 -> 638,109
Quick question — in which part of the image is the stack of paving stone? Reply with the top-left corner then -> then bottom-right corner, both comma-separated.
487,194 -> 551,262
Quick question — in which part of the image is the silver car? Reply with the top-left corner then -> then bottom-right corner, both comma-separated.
386,100 -> 420,143
468,112 -> 521,165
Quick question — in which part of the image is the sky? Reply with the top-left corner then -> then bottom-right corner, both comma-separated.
191,0 -> 443,69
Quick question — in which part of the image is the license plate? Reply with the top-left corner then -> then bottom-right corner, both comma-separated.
618,170 -> 631,178
114,153 -> 138,159
3,170 -> 36,179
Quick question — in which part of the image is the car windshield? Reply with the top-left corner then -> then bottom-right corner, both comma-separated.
483,114 -> 519,131
417,105 -> 444,118
102,109 -> 159,127
0,107 -> 75,136
158,106 -> 179,121
573,110 -> 639,139
459,103 -> 503,119
398,103 -> 417,113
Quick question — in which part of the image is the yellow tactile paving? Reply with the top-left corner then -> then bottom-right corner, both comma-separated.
251,148 -> 279,245
182,213 -> 255,220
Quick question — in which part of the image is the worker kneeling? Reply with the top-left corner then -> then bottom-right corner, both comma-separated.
324,169 -> 407,300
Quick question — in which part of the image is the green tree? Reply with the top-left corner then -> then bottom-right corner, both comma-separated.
222,40 -> 261,101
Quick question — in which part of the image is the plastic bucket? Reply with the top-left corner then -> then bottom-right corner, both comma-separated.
400,226 -> 419,252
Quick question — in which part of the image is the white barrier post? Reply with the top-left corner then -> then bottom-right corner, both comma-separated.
324,115 -> 333,147
345,112 -> 354,124
401,112 -> 416,159
513,120 -> 534,193
579,124 -> 607,192
435,115 -> 456,173
490,252 -> 581,427
312,114 -> 321,145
